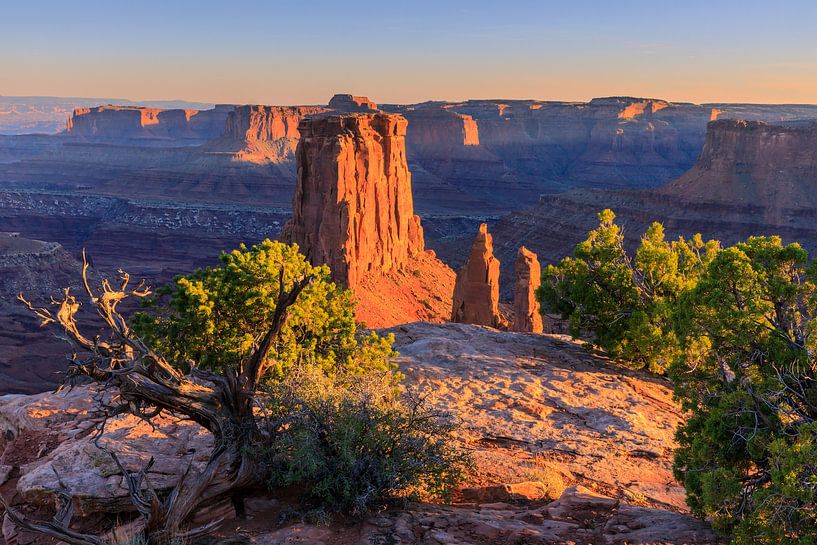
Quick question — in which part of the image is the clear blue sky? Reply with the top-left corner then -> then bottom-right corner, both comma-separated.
3,0 -> 817,105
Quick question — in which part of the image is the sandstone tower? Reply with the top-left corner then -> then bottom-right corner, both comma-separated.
512,246 -> 543,333
451,223 -> 505,328
282,113 -> 426,288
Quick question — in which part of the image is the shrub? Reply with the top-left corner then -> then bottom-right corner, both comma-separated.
672,236 -> 817,543
261,366 -> 471,517
132,239 -> 396,380
538,210 -> 718,373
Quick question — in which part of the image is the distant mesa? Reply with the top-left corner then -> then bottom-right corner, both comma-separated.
66,104 -> 231,142
281,112 -> 454,327
327,94 -> 378,112
660,118 -> 817,213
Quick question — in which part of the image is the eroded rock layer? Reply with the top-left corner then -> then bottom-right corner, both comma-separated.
210,104 -> 330,164
489,119 -> 817,286
66,104 -> 232,142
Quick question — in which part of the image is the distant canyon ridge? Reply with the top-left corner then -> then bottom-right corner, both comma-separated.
3,93 -> 817,391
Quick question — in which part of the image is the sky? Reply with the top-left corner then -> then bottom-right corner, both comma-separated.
3,0 -> 817,105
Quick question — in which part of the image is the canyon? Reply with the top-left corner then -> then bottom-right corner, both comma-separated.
3,94 -> 817,393
4,91 -> 817,544
488,117 -> 817,290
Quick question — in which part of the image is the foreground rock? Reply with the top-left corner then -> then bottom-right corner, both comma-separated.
251,485 -> 717,545
388,322 -> 686,511
451,224 -> 505,328
0,322 -> 717,543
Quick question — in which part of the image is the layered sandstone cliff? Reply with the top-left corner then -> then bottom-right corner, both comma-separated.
662,119 -> 817,214
403,107 -> 480,157
488,119 -> 817,283
451,224 -> 505,328
512,246 -> 543,333
66,104 -> 232,142
212,105 -> 329,163
283,113 -> 424,287
282,113 -> 454,326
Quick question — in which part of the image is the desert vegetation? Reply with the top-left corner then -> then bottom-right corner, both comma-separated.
2,240 -> 468,545
541,210 -> 817,543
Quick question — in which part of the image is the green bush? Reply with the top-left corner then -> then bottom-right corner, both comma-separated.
543,214 -> 817,541
538,210 -> 718,373
261,366 -> 471,517
672,236 -> 817,543
132,239 -> 396,380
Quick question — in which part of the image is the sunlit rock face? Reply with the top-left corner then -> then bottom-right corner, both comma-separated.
214,104 -> 330,164
451,223 -> 505,328
327,94 -> 378,112
283,113 -> 425,288
403,106 -> 480,157
66,105 -> 231,142
512,246 -> 543,333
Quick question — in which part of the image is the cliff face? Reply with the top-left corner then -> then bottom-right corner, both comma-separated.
403,107 -> 480,157
66,105 -> 231,142
283,113 -> 425,288
215,105 -> 329,164
485,119 -> 817,285
0,233 -> 88,394
662,119 -> 817,213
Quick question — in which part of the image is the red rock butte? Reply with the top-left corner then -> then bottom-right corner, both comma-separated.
282,112 -> 454,327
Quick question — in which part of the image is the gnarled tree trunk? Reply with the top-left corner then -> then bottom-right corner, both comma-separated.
1,254 -> 313,545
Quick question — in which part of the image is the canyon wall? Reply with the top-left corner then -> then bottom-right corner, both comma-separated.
661,119 -> 817,214
66,104 -> 232,143
488,119 -> 817,290
211,104 -> 330,164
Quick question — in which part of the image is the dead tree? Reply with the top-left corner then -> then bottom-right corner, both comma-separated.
1,252 -> 313,545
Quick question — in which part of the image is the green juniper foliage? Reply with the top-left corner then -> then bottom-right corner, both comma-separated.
671,236 -> 817,544
132,239 -> 396,380
262,366 -> 471,517
131,239 -> 468,517
545,216 -> 817,543
538,209 -> 718,373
